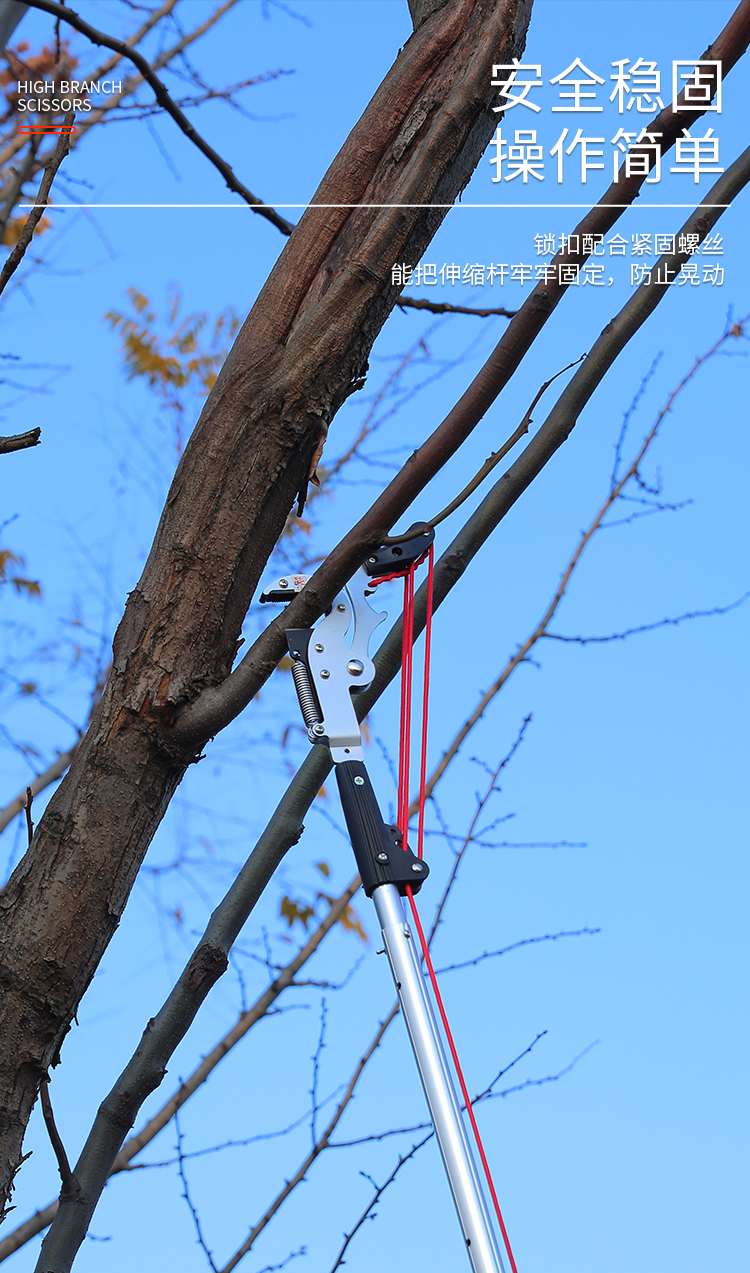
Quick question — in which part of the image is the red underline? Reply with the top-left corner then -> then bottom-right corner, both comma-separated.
17,125 -> 76,135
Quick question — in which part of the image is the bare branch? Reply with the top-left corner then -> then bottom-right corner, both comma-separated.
23,787 -> 33,848
385,354 -> 585,541
309,997 -> 328,1150
396,296 -> 516,318
0,428 -> 41,454
53,0 -> 244,153
22,0 -> 294,234
0,136 -> 40,240
328,1133 -> 432,1272
544,593 -> 750,645
435,928 -> 601,975
38,1082 -> 81,1207
175,1111 -> 218,1272
326,1031 -> 596,1270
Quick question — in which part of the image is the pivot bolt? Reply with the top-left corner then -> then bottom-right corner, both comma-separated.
376,851 -> 389,862
347,659 -> 364,676
411,862 -> 423,872
312,724 -> 325,737
354,775 -> 365,786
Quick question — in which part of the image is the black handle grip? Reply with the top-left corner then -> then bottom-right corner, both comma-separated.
336,760 -> 428,897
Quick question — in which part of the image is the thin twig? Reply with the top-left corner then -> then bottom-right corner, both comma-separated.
23,788 -> 33,848
39,1082 -> 75,1192
545,593 -> 750,645
435,928 -> 601,975
396,296 -> 517,319
175,1111 -> 218,1272
384,354 -> 586,541
328,1134 -> 431,1272
309,997 -> 327,1149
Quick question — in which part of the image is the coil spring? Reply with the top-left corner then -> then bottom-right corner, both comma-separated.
291,659 -> 321,728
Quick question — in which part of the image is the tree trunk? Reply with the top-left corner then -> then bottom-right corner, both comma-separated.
0,0 -> 533,1218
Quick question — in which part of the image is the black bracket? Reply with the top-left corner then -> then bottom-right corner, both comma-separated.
335,759 -> 429,898
363,524 -> 435,579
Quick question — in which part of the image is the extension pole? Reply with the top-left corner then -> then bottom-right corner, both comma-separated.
373,883 -> 506,1273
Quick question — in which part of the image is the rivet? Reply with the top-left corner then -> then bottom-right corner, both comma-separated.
279,578 -> 289,588
320,669 -> 330,679
314,642 -> 324,653
347,659 -> 364,676
337,603 -> 347,612
411,862 -> 423,872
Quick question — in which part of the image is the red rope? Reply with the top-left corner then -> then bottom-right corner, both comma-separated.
389,547 -> 518,1273
416,543 -> 434,860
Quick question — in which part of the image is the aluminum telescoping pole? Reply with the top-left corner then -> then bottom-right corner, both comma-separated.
270,546 -> 507,1272
373,883 -> 506,1273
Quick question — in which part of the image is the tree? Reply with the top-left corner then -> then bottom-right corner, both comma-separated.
0,1 -> 749,1269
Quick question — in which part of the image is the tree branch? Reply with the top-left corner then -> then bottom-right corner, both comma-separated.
0,428 -> 41,455
545,594 -> 750,644
38,1083 -> 76,1197
328,1133 -> 432,1272
396,296 -> 517,318
22,0 -> 294,235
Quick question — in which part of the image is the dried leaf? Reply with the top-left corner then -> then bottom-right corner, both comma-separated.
11,578 -> 41,598
279,895 -> 315,931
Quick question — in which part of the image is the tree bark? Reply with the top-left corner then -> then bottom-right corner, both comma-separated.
0,0 -> 533,1219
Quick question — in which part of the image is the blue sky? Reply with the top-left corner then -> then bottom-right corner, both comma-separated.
1,3 -> 748,1272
